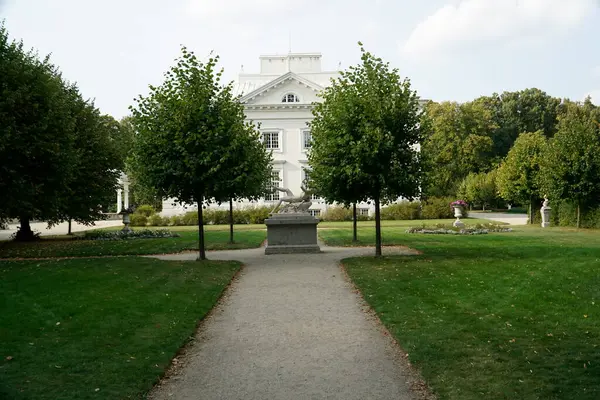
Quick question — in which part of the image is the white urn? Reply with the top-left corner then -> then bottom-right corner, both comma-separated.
452,206 -> 465,228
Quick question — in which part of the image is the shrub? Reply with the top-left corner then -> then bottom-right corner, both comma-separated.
422,197 -> 467,219
130,214 -> 148,226
232,209 -> 247,224
181,211 -> 199,226
380,201 -> 421,220
244,206 -> 271,224
210,210 -> 230,225
321,206 -> 353,222
148,214 -> 168,226
134,205 -> 156,217
167,215 -> 181,226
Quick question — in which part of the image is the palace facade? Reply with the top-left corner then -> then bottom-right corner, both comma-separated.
142,52 -> 426,217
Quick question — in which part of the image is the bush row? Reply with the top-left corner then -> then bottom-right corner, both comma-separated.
127,197 -> 468,227
377,197 -> 468,221
317,197 -> 467,222
129,206 -> 272,227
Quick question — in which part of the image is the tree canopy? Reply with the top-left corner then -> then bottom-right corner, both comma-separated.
458,170 -> 500,211
0,23 -> 121,239
308,43 -> 422,256
420,101 -> 495,197
541,101 -> 600,227
496,131 -> 547,221
130,46 -> 272,259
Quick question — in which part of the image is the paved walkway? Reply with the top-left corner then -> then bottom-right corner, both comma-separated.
0,220 -> 123,241
148,244 -> 429,400
474,212 -> 528,225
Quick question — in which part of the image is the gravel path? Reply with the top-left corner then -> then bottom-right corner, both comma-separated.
474,212 -> 528,225
147,244 -> 429,400
0,219 -> 123,241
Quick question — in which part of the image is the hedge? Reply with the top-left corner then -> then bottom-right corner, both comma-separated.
128,198 -> 470,227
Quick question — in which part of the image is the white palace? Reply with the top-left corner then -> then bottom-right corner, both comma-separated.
116,52 -> 426,218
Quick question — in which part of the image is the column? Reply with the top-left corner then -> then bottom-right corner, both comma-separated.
123,181 -> 129,210
117,189 -> 122,213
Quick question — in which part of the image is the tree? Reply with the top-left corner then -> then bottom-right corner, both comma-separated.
117,116 -> 163,210
55,106 -> 122,233
420,101 -> 495,197
130,47 -> 269,259
473,88 -> 560,160
458,170 -> 500,211
0,24 -> 124,240
541,101 -> 600,228
496,131 -> 548,223
214,120 -> 272,244
0,23 -> 77,240
308,43 -> 422,256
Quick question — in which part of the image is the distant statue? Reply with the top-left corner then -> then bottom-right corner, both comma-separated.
542,196 -> 549,208
271,185 -> 313,214
541,196 -> 551,228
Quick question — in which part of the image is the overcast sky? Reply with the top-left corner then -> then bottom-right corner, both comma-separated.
2,0 -> 599,119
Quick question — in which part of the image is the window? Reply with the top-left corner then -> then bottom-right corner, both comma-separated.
302,168 -> 310,186
264,170 -> 282,201
282,93 -> 300,103
302,169 -> 321,201
309,209 -> 321,217
359,208 -> 369,216
263,132 -> 280,150
302,130 -> 312,150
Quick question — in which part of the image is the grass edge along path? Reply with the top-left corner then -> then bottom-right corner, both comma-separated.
327,227 -> 600,399
0,256 -> 241,400
0,229 -> 266,259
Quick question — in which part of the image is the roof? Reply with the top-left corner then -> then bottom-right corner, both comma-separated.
238,72 -> 324,104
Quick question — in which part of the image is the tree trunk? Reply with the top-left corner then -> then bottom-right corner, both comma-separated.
15,216 -> 35,241
577,201 -> 581,229
197,197 -> 206,260
529,196 -> 534,225
374,196 -> 382,257
352,203 -> 358,242
229,198 -> 234,244
68,219 -> 72,235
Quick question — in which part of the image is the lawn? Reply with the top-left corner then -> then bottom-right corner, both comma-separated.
0,257 -> 240,399
317,217 -> 500,229
0,229 -> 266,259
320,227 -> 600,399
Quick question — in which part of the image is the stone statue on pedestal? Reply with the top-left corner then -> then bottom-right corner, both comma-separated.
541,196 -> 551,228
270,185 -> 313,214
264,185 -> 320,255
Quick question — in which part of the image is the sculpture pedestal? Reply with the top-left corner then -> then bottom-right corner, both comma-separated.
541,207 -> 551,228
264,213 -> 320,255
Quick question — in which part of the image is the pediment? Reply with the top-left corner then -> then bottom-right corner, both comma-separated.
240,72 -> 324,106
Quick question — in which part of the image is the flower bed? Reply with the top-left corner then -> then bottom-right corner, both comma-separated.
406,223 -> 512,235
79,229 -> 180,241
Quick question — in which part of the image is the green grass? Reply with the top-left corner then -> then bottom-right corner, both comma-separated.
98,218 -> 499,232
317,217 -> 500,229
100,224 -> 267,232
321,227 -> 600,399
0,229 -> 265,259
0,257 -> 240,399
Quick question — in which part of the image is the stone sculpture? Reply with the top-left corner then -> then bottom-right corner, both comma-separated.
264,185 -> 320,254
541,196 -> 551,228
270,186 -> 313,214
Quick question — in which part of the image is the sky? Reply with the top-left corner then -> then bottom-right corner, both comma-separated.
2,0 -> 600,119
